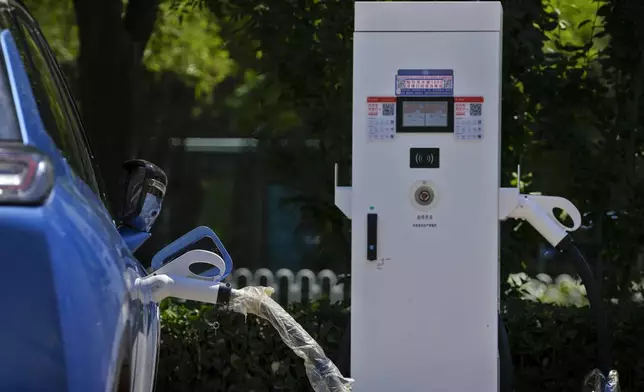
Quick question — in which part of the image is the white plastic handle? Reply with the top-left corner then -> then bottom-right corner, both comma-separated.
526,195 -> 582,232
153,249 -> 228,282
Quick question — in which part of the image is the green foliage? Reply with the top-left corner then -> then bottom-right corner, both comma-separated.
23,0 -> 79,63
157,299 -> 349,392
542,0 -> 608,61
144,2 -> 235,100
157,298 -> 644,391
509,272 -> 644,307
27,0 -> 235,101
504,298 -> 644,391
508,272 -> 590,307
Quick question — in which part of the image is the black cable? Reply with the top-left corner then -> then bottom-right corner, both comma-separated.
556,235 -> 611,379
499,313 -> 514,392
336,319 -> 351,377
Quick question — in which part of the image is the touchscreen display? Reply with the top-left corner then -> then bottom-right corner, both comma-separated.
402,101 -> 448,127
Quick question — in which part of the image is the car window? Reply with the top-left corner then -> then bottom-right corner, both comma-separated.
0,11 -> 22,141
25,21 -> 113,213
9,10 -> 103,199
44,56 -> 114,213
0,45 -> 21,141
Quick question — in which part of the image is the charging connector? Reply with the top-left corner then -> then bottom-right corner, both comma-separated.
134,248 -> 232,305
500,186 -> 611,384
499,187 -> 581,248
134,274 -> 231,305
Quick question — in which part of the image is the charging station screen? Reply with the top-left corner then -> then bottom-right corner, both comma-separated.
402,101 -> 448,127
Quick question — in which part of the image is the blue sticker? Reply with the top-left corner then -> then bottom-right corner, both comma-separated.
395,69 -> 454,97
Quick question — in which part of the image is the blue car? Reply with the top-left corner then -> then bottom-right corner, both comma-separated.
0,2 -> 165,391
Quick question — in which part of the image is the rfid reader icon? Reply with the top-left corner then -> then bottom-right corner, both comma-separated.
409,147 -> 439,169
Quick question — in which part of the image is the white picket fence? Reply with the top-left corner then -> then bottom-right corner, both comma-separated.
227,268 -> 347,304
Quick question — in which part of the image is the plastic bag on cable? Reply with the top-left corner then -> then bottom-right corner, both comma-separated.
229,286 -> 354,392
583,369 -> 620,392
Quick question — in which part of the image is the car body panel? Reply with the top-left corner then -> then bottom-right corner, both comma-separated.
0,3 -> 160,391
0,205 -> 68,391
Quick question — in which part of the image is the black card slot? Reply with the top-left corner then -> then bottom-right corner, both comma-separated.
367,213 -> 378,261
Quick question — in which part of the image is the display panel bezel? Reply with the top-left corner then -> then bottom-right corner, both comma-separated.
396,96 -> 454,133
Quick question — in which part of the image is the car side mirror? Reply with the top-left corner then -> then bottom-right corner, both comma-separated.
118,159 -> 167,233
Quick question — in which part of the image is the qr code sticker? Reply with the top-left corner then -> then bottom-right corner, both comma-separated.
470,103 -> 482,116
382,103 -> 395,116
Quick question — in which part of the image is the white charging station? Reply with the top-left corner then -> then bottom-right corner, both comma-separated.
334,2 -> 504,391
127,2 -> 610,391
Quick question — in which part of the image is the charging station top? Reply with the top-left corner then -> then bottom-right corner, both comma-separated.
354,1 -> 503,33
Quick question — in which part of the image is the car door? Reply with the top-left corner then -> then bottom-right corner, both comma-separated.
2,3 -> 159,391
16,14 -> 162,392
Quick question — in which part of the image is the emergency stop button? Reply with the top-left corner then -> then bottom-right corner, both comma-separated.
409,180 -> 439,211
414,185 -> 434,206
418,189 -> 432,203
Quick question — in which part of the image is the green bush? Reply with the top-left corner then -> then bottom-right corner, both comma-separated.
157,299 -> 349,392
508,272 -> 590,307
157,298 -> 644,392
